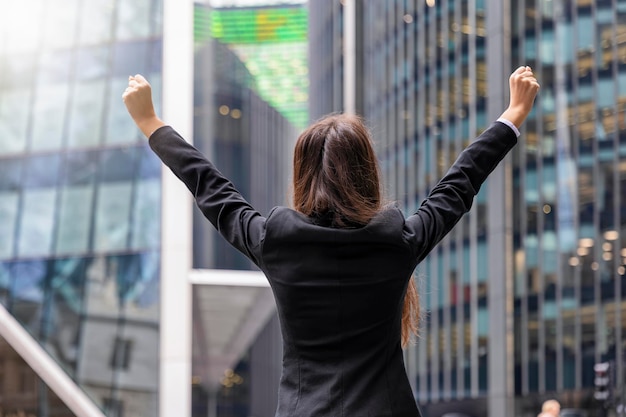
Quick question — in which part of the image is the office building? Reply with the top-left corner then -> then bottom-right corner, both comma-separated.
308,1 -> 626,416
0,0 -> 298,416
0,1 -> 163,415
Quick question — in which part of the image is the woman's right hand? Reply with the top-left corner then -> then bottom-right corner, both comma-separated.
501,66 -> 540,128
122,74 -> 165,138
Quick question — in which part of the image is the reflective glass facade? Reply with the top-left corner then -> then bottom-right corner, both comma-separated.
360,1 -> 492,410
308,0 -> 626,415
511,0 -> 626,414
0,1 -> 164,415
191,4 -> 298,416
308,1 -> 344,120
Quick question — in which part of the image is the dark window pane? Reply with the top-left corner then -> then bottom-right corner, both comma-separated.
62,150 -> 99,186
0,158 -> 22,191
24,154 -> 60,188
100,148 -> 137,182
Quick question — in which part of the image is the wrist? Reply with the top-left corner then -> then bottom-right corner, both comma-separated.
136,115 -> 166,138
500,106 -> 529,129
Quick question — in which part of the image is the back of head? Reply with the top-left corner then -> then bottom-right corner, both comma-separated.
542,399 -> 560,416
293,113 -> 420,347
292,113 -> 381,227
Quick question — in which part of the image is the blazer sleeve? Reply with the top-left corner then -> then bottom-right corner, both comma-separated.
148,125 -> 265,266
404,121 -> 518,262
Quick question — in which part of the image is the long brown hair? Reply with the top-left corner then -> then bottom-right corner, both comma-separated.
292,113 -> 419,347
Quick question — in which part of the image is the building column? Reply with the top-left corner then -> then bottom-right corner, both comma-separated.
342,0 -> 356,114
486,0 -> 514,416
160,0 -> 194,415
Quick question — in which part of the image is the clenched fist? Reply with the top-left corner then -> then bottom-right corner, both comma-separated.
122,74 -> 165,138
501,66 -> 540,129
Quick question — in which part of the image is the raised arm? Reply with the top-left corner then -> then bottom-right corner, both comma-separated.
122,74 -> 266,265
405,66 -> 540,261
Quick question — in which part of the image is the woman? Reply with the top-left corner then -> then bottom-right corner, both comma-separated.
123,66 -> 539,416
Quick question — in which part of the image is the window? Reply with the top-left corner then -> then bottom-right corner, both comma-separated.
55,185 -> 94,255
17,189 -> 57,257
110,337 -> 133,370
94,182 -> 133,252
31,83 -> 69,151
131,179 -> 161,250
0,89 -> 30,154
67,79 -> 106,148
0,192 -> 18,259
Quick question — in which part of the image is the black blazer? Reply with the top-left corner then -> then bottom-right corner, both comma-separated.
149,121 -> 517,417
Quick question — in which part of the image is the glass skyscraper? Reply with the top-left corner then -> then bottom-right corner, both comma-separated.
0,1 -> 163,415
308,1 -> 626,416
511,0 -> 626,414
0,1 -> 299,416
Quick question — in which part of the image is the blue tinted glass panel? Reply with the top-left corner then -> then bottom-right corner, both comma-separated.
17,189 -> 57,257
113,253 -> 157,307
598,78 -> 615,108
44,258 -> 87,365
0,263 -> 9,303
0,158 -> 22,190
0,90 -> 30,154
24,154 -> 60,189
31,83 -> 70,151
101,148 -> 137,182
137,145 -> 161,179
477,307 -> 488,336
67,79 -> 106,148
55,186 -> 94,255
0,192 -> 19,259
578,16 -> 593,50
94,183 -> 133,252
477,240 -> 487,282
524,37 -> 537,60
62,150 -> 99,186
131,179 -> 161,250
10,260 -> 47,324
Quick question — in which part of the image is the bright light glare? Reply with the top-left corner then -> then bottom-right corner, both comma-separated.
0,2 -> 44,53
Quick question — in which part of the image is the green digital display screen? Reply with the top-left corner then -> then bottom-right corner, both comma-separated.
194,6 -> 309,128
211,8 -> 307,43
